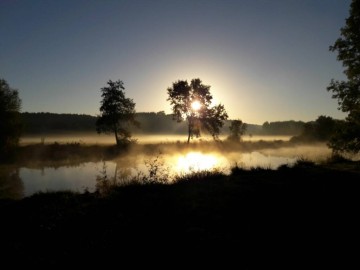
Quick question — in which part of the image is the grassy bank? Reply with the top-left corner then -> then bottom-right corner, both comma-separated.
0,158 -> 359,267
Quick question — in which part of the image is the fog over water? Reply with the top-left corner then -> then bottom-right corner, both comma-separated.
0,134 -> 335,199
20,133 -> 292,145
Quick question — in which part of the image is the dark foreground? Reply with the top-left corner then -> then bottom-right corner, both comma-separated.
0,160 -> 359,268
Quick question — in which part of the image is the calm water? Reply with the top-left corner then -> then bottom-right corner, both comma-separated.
1,135 -> 332,199
19,151 -> 296,196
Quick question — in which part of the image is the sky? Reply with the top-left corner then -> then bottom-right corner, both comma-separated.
0,0 -> 351,125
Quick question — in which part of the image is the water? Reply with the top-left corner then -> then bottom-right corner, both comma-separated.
0,150 -> 300,199
2,135 -> 332,199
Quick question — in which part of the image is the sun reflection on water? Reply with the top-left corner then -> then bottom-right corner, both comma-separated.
176,152 -> 220,173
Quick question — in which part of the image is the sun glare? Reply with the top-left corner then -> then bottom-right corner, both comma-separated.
176,152 -> 218,173
191,100 -> 201,111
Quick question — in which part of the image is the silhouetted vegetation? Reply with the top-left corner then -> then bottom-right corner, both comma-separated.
134,111 -> 186,134
262,120 -> 305,135
96,80 -> 139,146
167,78 -> 228,143
21,111 -> 186,135
327,0 -> 360,153
0,79 -> 22,162
21,111 -> 312,138
290,115 -> 338,142
227,119 -> 247,143
0,166 -> 23,199
22,112 -> 96,133
0,160 -> 358,266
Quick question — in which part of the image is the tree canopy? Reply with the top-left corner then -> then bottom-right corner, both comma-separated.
227,119 -> 247,143
167,78 -> 228,143
327,0 -> 360,153
290,116 -> 338,143
96,80 -> 138,146
0,79 -> 22,161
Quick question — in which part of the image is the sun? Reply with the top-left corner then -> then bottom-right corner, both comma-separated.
191,100 -> 201,111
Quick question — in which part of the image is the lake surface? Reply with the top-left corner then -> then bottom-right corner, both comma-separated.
1,135 -> 333,199
19,151 -> 296,197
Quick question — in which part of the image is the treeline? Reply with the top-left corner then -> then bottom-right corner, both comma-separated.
262,120 -> 305,135
22,112 -> 96,133
21,112 -> 186,134
21,112 -> 311,136
291,116 -> 339,143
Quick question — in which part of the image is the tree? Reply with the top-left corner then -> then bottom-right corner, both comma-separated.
290,116 -> 337,142
167,78 -> 228,143
227,119 -> 247,143
0,79 -> 22,161
96,80 -> 139,146
327,0 -> 360,153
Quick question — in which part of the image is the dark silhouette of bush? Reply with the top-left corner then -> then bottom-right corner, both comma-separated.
291,115 -> 338,142
0,79 -> 22,161
327,0 -> 360,153
227,119 -> 247,143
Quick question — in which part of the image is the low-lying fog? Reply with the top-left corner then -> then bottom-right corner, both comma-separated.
20,133 -> 293,145
1,134 -> 335,199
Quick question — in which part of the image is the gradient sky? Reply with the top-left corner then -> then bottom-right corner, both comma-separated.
0,0 -> 351,124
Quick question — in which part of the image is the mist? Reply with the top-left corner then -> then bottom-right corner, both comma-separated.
20,133 -> 293,145
0,132 -> 338,199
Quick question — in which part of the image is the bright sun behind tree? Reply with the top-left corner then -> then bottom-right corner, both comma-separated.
191,100 -> 201,111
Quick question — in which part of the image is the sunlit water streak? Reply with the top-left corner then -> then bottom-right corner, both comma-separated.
7,151 -> 300,198
176,152 -> 221,172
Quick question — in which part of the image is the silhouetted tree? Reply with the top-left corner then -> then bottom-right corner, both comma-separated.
261,120 -> 305,135
96,80 -> 139,146
291,115 -> 338,142
227,119 -> 247,143
167,78 -> 228,143
0,79 -> 22,161
327,0 -> 360,153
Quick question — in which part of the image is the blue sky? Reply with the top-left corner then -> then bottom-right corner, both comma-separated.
0,0 -> 350,124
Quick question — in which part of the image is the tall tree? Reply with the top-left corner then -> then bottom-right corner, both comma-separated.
227,119 -> 247,143
327,0 -> 360,153
291,116 -> 337,142
96,80 -> 138,146
167,78 -> 228,143
0,79 -> 22,161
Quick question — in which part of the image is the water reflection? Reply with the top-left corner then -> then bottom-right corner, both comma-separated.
0,166 -> 24,199
20,162 -> 117,196
176,152 -> 223,173
3,151 -> 298,199
234,152 -> 294,169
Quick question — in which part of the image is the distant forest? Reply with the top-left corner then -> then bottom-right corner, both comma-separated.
21,112 -> 305,136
